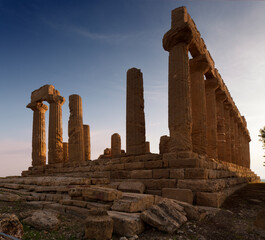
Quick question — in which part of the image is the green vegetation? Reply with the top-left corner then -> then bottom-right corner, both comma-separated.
259,127 -> 265,166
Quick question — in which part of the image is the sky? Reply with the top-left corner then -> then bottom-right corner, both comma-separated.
0,0 -> 264,179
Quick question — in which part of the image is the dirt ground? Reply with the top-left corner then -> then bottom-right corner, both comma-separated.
0,183 -> 265,240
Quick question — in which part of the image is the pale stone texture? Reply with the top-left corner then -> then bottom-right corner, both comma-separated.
27,102 -> 48,166
83,125 -> 91,161
46,94 -> 65,164
205,78 -> 219,159
126,68 -> 146,155
216,89 -> 227,162
190,54 -> 209,155
63,142 -> 68,162
111,133 -> 121,158
68,94 -> 85,162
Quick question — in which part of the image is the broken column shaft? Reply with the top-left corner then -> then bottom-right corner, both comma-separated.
126,68 -> 146,155
68,94 -> 85,162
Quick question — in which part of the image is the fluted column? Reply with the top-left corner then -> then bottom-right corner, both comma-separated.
111,133 -> 121,158
163,7 -> 193,153
126,68 -> 146,155
27,102 -> 48,166
216,89 -> 227,162
233,116 -> 240,166
68,94 -> 85,162
83,125 -> 91,161
190,54 -> 209,155
229,110 -> 236,165
205,78 -> 219,159
224,101 -> 232,163
47,95 -> 65,164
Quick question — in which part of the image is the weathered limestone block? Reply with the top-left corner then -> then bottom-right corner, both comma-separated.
22,210 -> 60,231
31,84 -> 55,103
81,186 -> 122,202
85,209 -> 113,240
184,168 -> 209,179
68,94 -> 85,162
46,94 -> 65,164
83,125 -> 91,161
216,89 -> 227,162
131,170 -> 152,179
177,179 -> 226,192
126,68 -> 146,155
118,182 -> 145,194
205,77 -> 219,159
108,211 -> 145,237
27,102 -> 48,166
159,135 -> 170,154
140,198 -> 187,233
63,142 -> 68,162
153,169 -> 169,179
111,133 -> 121,158
162,188 -> 193,204
229,110 -> 237,165
111,193 -> 154,213
190,54 -> 210,155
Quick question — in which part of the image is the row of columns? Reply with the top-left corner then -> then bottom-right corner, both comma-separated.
163,7 -> 250,168
27,88 -> 91,167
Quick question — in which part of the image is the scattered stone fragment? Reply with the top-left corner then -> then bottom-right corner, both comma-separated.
108,211 -> 145,237
0,214 -> 24,239
140,198 -> 187,233
22,210 -> 60,231
85,209 -> 113,240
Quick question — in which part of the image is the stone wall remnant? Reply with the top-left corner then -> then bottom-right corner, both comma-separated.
83,125 -> 91,161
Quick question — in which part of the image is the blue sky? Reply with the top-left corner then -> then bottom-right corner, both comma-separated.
0,0 -> 264,179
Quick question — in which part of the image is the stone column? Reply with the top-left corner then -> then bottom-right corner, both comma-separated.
189,54 -> 209,155
68,94 -> 85,162
126,68 -> 146,155
27,102 -> 48,166
205,78 -> 219,159
237,120 -> 244,167
163,8 -> 193,153
224,101 -> 232,163
233,116 -> 239,166
216,89 -> 227,162
246,134 -> 251,168
83,125 -> 91,161
229,110 -> 236,165
47,95 -> 65,164
111,133 -> 121,158
63,142 -> 68,162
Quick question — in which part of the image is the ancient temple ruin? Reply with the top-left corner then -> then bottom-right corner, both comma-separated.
0,7 -> 260,212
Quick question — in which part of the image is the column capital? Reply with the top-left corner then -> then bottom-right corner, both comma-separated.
163,23 -> 193,52
46,94 -> 65,105
189,54 -> 211,74
205,78 -> 219,90
27,102 -> 48,113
